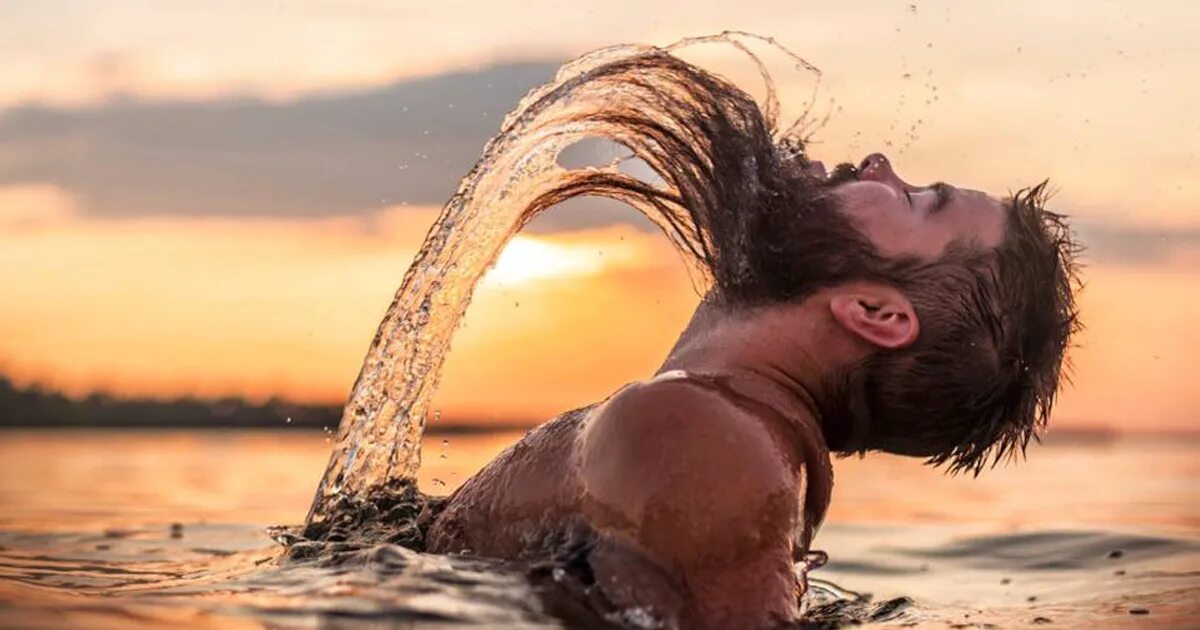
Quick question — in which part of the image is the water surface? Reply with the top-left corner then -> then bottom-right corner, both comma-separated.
1,429 -> 1197,628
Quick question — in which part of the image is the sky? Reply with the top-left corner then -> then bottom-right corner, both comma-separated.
1,0 -> 1197,432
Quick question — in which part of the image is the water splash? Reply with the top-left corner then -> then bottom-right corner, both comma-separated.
305,32 -> 823,528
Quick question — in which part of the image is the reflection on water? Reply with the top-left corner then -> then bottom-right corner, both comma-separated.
1,429 -> 1198,628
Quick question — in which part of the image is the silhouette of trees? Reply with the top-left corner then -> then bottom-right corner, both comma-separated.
0,375 -> 340,429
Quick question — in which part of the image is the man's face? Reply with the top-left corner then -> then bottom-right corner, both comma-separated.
822,153 -> 1007,258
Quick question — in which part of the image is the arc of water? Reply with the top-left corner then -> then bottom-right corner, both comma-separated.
306,34 -> 821,526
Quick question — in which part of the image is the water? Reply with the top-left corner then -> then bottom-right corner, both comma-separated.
1,430 -> 1198,628
3,36 -> 1199,627
308,33 -> 820,526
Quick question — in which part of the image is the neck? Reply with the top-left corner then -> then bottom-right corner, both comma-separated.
657,293 -> 865,451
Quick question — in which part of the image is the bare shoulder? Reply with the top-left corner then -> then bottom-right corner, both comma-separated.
581,371 -> 803,475
577,371 -> 804,555
577,372 -> 808,626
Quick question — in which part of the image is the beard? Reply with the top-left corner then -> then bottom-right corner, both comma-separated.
711,155 -> 887,308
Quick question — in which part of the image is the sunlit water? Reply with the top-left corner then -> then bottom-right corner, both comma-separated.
1,429 -> 1197,628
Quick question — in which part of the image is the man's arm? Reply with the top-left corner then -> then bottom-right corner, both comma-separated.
576,376 -> 806,628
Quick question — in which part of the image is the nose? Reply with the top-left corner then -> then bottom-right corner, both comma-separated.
858,152 -> 915,191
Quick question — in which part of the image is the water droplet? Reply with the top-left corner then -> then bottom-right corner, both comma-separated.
307,34 -> 882,524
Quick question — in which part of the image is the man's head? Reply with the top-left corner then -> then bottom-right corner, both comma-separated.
663,144 -> 1080,475
524,48 -> 1080,473
786,153 -> 1083,474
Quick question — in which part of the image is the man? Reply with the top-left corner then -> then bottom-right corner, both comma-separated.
420,50 -> 1081,628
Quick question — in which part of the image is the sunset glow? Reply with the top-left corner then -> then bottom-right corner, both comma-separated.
486,236 -> 634,285
0,190 -> 1195,431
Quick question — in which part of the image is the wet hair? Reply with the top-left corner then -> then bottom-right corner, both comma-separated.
844,185 -> 1083,474
704,170 -> 1082,474
521,45 -> 1081,473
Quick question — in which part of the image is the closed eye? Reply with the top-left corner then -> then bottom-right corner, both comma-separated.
930,182 -> 955,213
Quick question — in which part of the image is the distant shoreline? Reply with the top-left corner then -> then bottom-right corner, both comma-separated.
2,375 -> 1194,443
0,375 -> 534,433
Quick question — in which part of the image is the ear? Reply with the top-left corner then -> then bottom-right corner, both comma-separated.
828,285 -> 920,349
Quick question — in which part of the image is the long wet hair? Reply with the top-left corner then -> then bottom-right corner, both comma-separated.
520,44 -> 1081,474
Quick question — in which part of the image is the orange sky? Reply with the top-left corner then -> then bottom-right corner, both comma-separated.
1,1 -> 1197,433
1,184 -> 1197,432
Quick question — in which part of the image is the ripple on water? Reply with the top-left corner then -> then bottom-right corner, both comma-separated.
2,521 -> 1198,629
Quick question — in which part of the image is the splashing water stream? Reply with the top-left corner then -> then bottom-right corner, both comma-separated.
306,32 -> 823,528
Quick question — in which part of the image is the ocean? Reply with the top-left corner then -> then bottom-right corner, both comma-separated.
0,428 -> 1196,628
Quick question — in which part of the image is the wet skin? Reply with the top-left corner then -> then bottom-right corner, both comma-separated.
427,368 -> 832,627
835,152 -> 1006,256
425,153 -> 1010,627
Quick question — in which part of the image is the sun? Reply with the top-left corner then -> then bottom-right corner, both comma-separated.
484,235 -> 611,286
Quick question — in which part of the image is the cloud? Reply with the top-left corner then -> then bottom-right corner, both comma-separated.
1074,220 -> 1200,266
0,61 -> 560,219
2,59 -> 1196,261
